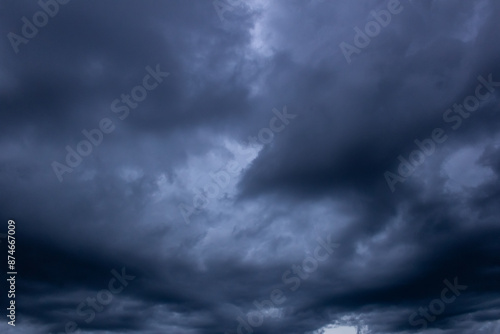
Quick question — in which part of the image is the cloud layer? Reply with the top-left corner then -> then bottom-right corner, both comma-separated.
1,0 -> 500,333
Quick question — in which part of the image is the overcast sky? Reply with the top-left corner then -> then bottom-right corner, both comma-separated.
1,0 -> 500,333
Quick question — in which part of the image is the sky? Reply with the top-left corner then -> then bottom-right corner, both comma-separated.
1,0 -> 500,333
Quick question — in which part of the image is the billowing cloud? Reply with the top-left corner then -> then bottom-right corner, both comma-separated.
1,1 -> 499,333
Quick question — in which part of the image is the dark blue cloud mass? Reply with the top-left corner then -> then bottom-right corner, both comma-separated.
0,1 -> 499,333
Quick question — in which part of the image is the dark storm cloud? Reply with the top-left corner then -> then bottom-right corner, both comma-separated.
1,0 -> 499,333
